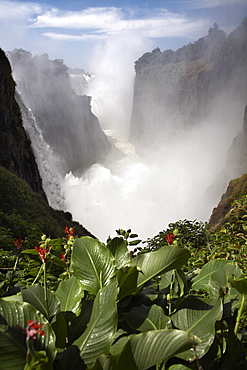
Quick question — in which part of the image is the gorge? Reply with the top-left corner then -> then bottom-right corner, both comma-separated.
2,18 -> 247,243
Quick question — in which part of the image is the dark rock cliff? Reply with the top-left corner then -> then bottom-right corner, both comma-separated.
7,49 -> 111,176
130,19 -> 247,148
0,48 -> 94,239
0,48 -> 47,199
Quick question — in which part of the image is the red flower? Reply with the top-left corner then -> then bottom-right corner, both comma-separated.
14,237 -> 23,250
166,233 -> 174,245
18,320 -> 45,340
65,226 -> 75,236
60,253 -> 66,261
35,246 -> 50,263
65,226 -> 76,240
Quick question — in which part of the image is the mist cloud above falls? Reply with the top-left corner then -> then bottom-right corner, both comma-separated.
61,21 -> 245,244
85,34 -> 151,137
62,108 -> 241,244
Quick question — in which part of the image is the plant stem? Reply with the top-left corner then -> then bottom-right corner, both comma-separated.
168,270 -> 175,315
32,264 -> 43,285
43,262 -> 48,310
99,270 -> 103,289
26,338 -> 38,359
7,254 -> 19,292
158,360 -> 165,370
234,294 -> 245,336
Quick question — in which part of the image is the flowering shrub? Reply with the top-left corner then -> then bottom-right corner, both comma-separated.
0,207 -> 247,369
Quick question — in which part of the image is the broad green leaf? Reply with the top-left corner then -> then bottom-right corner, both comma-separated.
51,312 -> 68,349
116,265 -> 140,301
171,297 -> 222,360
138,304 -> 171,331
68,299 -> 93,345
110,336 -> 130,356
159,268 -> 187,298
228,276 -> 247,332
55,276 -> 84,314
159,270 -> 174,290
124,304 -> 150,330
124,304 -> 171,332
130,246 -> 190,289
110,329 -> 130,355
22,284 -> 60,321
0,299 -> 56,370
73,281 -> 118,366
228,275 -> 247,295
1,294 -> 23,302
53,345 -> 86,370
70,237 -> 115,295
91,329 -> 201,370
192,260 -> 243,297
91,355 -> 114,370
106,237 -> 130,269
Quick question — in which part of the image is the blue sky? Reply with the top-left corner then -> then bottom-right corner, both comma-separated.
0,0 -> 246,71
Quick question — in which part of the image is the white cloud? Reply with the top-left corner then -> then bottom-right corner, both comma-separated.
180,0 -> 247,9
0,1 -> 211,45
0,1 -> 42,20
42,32 -> 108,41
31,7 -> 122,29
29,6 -> 209,41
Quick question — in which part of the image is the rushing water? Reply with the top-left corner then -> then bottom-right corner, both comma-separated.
16,92 -> 65,210
17,69 -> 242,245
60,73 -> 238,242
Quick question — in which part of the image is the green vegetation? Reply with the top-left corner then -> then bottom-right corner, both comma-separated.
1,195 -> 247,369
0,166 -> 93,250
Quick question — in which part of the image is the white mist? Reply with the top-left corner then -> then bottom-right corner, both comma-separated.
62,35 -> 243,244
62,118 -> 241,243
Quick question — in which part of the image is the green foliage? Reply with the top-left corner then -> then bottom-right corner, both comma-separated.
0,299 -> 56,370
70,237 -> 116,295
1,197 -> 247,368
73,282 -> 118,367
145,219 -> 207,251
0,166 -> 91,246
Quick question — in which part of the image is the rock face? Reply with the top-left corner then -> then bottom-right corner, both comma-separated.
7,49 -> 111,176
0,48 -> 47,199
209,172 -> 247,229
0,48 -> 94,238
130,19 -> 247,149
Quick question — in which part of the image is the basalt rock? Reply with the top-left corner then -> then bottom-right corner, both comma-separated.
0,48 -> 47,199
130,19 -> 247,149
0,48 -> 94,239
7,49 -> 111,176
209,172 -> 247,229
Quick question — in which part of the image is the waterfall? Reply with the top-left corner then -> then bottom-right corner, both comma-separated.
69,73 -> 93,96
16,92 -> 65,210
9,46 -> 245,245
62,72 -> 243,244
